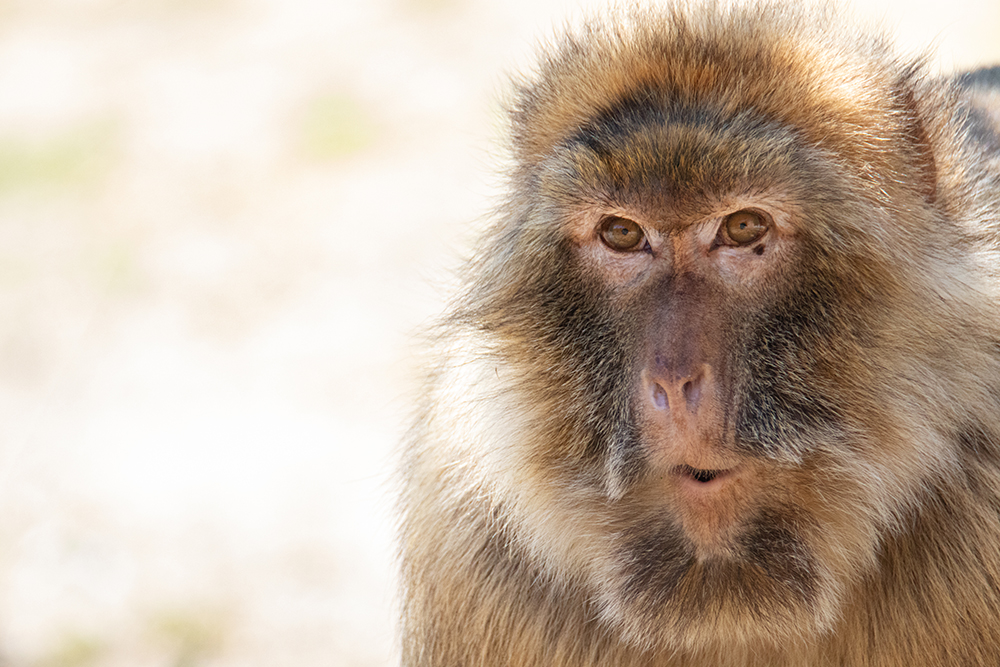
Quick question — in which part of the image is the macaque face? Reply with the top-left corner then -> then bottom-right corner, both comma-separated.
402,6 -> 1000,665
506,108 -> 915,649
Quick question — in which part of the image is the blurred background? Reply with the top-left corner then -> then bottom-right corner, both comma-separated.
0,0 -> 994,665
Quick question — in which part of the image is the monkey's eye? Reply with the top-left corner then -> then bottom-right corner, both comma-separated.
599,216 -> 646,252
721,210 -> 769,246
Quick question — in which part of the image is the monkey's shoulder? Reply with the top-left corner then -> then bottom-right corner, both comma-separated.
956,65 -> 1000,154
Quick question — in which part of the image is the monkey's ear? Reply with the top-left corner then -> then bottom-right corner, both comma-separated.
896,70 -> 939,204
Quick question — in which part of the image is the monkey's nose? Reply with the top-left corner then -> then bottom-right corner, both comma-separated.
647,366 -> 708,414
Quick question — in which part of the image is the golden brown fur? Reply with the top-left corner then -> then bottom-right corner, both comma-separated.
399,3 -> 1000,666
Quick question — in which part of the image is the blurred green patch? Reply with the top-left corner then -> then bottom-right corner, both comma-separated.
36,633 -> 106,667
91,242 -> 143,295
149,607 -> 229,667
300,93 -> 378,160
0,120 -> 118,194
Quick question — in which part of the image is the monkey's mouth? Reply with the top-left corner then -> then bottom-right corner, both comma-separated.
676,465 -> 731,484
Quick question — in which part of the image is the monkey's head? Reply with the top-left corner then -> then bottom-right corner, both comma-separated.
454,4 -> 1000,656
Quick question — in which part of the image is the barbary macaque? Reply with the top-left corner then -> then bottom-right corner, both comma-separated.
399,3 -> 1000,665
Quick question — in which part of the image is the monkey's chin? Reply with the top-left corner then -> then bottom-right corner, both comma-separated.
656,461 -> 751,555
601,523 -> 835,654
594,463 -> 847,655
601,555 -> 835,655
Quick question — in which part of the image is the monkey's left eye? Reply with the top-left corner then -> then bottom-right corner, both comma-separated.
720,210 -> 769,246
599,216 -> 646,252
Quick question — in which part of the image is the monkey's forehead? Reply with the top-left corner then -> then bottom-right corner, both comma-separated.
551,103 -> 810,211
509,4 -> 938,189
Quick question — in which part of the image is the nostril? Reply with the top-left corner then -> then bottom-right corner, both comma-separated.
682,379 -> 701,408
652,383 -> 669,411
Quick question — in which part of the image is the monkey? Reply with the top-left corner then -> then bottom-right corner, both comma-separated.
398,3 -> 1000,666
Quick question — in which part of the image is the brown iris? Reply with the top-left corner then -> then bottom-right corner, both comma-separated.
599,216 -> 645,251
723,210 -> 768,245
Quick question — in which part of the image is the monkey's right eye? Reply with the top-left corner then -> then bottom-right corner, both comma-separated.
598,216 -> 646,252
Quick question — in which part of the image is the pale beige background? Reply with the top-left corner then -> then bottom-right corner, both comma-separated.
0,1 -> 995,666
